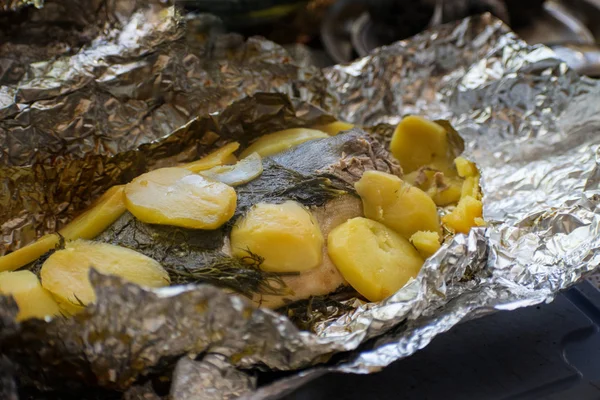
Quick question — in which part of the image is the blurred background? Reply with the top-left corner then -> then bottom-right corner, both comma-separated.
179,0 -> 600,75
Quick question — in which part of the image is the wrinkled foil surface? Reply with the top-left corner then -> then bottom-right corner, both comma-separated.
2,3 -> 600,399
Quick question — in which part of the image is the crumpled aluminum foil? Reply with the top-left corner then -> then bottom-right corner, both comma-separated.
2,2 -> 600,398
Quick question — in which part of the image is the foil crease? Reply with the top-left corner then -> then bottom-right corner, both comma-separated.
2,7 -> 600,400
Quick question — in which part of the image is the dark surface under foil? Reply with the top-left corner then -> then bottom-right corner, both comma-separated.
2,3 -> 600,400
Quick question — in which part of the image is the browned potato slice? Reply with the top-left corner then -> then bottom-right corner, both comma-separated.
41,240 -> 169,314
239,128 -> 328,159
0,270 -> 61,321
327,217 -> 423,302
230,201 -> 324,273
124,167 -> 236,229
183,142 -> 240,173
355,170 -> 440,239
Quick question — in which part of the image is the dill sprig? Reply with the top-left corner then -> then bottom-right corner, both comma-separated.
165,250 -> 294,299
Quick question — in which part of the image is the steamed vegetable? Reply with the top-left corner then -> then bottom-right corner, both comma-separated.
390,116 -> 449,173
239,128 -> 328,158
199,152 -> 263,186
355,170 -> 440,239
442,196 -> 483,234
124,167 -> 237,229
0,270 -> 61,321
41,240 -> 170,314
327,217 -> 423,302
183,142 -> 240,173
230,201 -> 324,273
0,185 -> 127,272
410,231 -> 441,258
312,121 -> 354,136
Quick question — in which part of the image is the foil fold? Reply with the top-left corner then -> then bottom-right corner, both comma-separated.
2,5 -> 600,400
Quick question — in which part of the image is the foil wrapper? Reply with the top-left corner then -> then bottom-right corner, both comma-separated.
2,3 -> 600,399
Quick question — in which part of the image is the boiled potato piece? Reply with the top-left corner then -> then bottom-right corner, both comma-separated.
390,116 -> 448,173
327,217 -> 423,302
0,234 -> 59,273
461,176 -> 481,200
239,128 -> 328,159
199,153 -> 263,186
0,186 -> 127,273
426,174 -> 463,206
355,171 -> 440,239
125,167 -> 236,229
312,121 -> 354,136
0,270 -> 61,321
442,196 -> 483,234
230,201 -> 324,273
410,231 -> 441,259
455,156 -> 478,178
183,142 -> 240,173
59,185 -> 126,240
41,240 -> 169,314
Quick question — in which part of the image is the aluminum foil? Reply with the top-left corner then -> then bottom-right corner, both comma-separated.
2,4 -> 600,399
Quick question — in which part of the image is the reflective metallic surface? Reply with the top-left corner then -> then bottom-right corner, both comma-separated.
2,4 -> 600,399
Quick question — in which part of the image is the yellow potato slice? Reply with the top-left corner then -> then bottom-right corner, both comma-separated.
0,234 -> 59,273
230,201 -> 324,273
239,128 -> 328,159
0,185 -> 127,273
426,175 -> 463,206
124,167 -> 236,229
442,195 -> 483,234
41,240 -> 169,314
410,231 -> 441,259
183,142 -> 240,173
455,156 -> 478,178
0,270 -> 61,321
327,217 -> 423,302
59,185 -> 126,240
355,170 -> 440,239
390,116 -> 448,173
461,176 -> 481,200
312,121 -> 354,136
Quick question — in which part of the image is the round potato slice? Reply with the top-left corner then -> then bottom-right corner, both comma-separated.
327,217 -> 424,302
125,167 -> 237,229
41,240 -> 169,314
0,270 -> 61,321
239,128 -> 328,159
230,201 -> 324,273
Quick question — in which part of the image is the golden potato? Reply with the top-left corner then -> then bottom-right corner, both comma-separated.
124,167 -> 236,229
312,121 -> 354,136
442,196 -> 483,234
41,240 -> 169,314
390,116 -> 448,173
327,217 -> 423,302
0,270 -> 61,321
239,128 -> 328,159
455,156 -> 478,178
355,170 -> 440,239
461,176 -> 481,200
409,231 -> 441,259
183,142 -> 240,173
426,174 -> 463,206
230,201 -> 324,273
0,185 -> 127,273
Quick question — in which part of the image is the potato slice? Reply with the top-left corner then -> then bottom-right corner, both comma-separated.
239,128 -> 328,159
461,176 -> 481,200
312,121 -> 354,136
0,270 -> 61,321
327,217 -> 423,302
0,234 -> 59,273
230,201 -> 324,273
0,185 -> 127,273
41,240 -> 169,314
199,153 -> 263,186
390,116 -> 448,173
59,185 -> 126,240
455,156 -> 478,178
183,142 -> 240,173
410,231 -> 441,259
124,167 -> 236,229
355,170 -> 440,239
442,196 -> 483,234
426,174 -> 463,206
